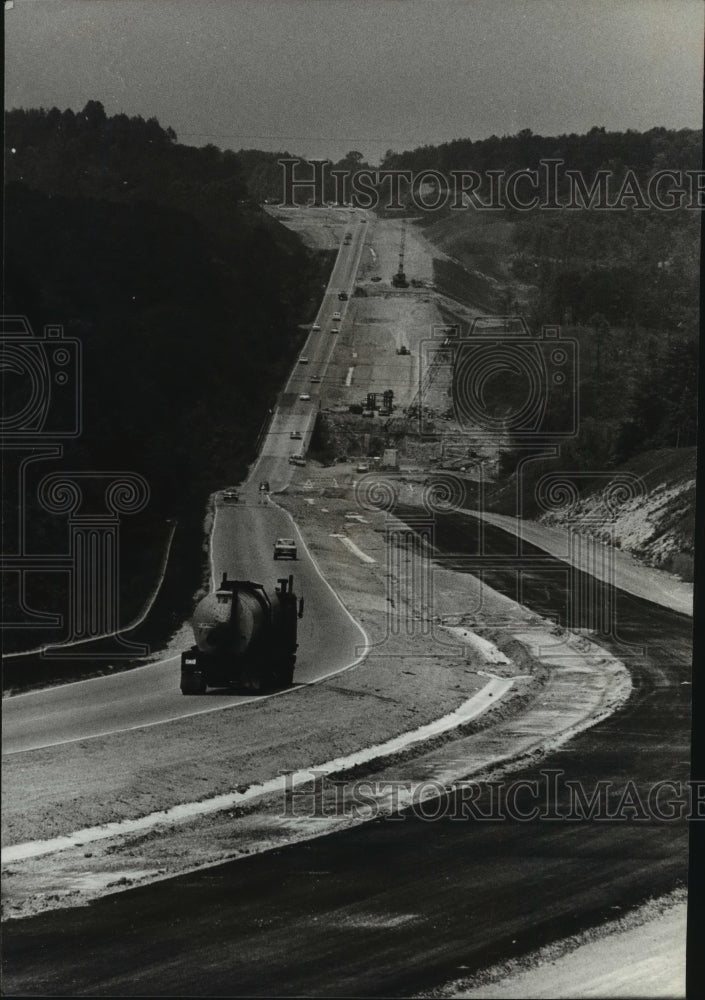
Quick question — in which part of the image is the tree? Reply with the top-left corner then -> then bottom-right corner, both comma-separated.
81,100 -> 106,128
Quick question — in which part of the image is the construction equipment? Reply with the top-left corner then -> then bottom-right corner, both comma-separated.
392,218 -> 409,288
180,573 -> 303,694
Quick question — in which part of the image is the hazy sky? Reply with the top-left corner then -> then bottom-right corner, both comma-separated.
5,0 -> 704,163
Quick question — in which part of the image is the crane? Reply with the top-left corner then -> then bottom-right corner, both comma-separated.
392,218 -> 409,288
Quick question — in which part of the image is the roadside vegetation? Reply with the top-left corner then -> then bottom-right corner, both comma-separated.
3,104 -> 332,665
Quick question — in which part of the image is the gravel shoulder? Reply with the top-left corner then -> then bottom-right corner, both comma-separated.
468,509 -> 693,616
421,890 -> 686,999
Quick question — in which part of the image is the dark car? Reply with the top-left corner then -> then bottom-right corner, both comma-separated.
274,538 -> 297,560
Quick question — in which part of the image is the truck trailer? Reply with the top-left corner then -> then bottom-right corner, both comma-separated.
180,573 -> 303,694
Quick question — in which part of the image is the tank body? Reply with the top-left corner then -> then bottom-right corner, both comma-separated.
180,574 -> 301,694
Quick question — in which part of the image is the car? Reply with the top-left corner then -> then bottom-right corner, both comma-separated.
288,455 -> 306,466
356,463 -> 370,473
330,328 -> 339,335
222,489 -> 239,501
299,356 -> 309,364
299,393 -> 311,401
290,430 -> 302,440
274,537 -> 297,560
310,375 -> 322,383
332,311 -> 341,321
371,275 -> 382,282
338,291 -> 348,301
312,322 -> 321,331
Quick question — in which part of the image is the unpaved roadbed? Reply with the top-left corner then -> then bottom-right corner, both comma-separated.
420,890 -> 686,999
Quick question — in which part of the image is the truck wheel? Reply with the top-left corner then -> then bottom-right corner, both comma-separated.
278,656 -> 296,687
181,673 -> 206,695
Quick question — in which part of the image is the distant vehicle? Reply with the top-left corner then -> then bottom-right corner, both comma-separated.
397,346 -> 410,355
356,462 -> 369,473
222,489 -> 239,501
290,430 -> 302,440
310,375 -> 322,383
288,455 -> 306,467
299,356 -> 309,364
338,291 -> 348,301
274,538 -> 297,560
332,311 -> 341,321
330,328 -> 339,335
371,275 -> 382,282
312,322 -> 321,331
299,393 -> 312,401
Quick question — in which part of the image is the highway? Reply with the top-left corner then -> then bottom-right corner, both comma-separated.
3,513 -> 692,996
1,210 -> 693,996
1,212 -> 369,756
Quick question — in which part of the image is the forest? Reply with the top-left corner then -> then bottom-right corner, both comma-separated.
3,103 -> 331,662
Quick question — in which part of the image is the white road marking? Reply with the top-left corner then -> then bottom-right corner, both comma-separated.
1,677 -> 510,864
442,626 -> 511,665
330,534 -> 376,564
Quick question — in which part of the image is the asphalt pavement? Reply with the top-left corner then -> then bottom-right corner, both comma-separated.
2,214 -> 369,756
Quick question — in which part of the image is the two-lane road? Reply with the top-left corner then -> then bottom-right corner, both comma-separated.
2,215 -> 369,756
255,213 -> 367,480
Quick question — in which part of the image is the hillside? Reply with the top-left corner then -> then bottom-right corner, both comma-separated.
536,448 -> 697,580
3,105 -> 332,659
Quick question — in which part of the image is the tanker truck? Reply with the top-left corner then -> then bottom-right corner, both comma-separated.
180,573 -> 304,694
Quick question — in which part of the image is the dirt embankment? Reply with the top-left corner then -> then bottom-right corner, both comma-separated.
538,448 -> 696,581
421,889 -> 686,999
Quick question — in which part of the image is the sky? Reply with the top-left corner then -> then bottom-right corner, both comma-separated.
5,0 -> 704,164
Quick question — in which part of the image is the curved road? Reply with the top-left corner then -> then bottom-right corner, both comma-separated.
2,513 -> 692,996
2,212 -> 369,756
